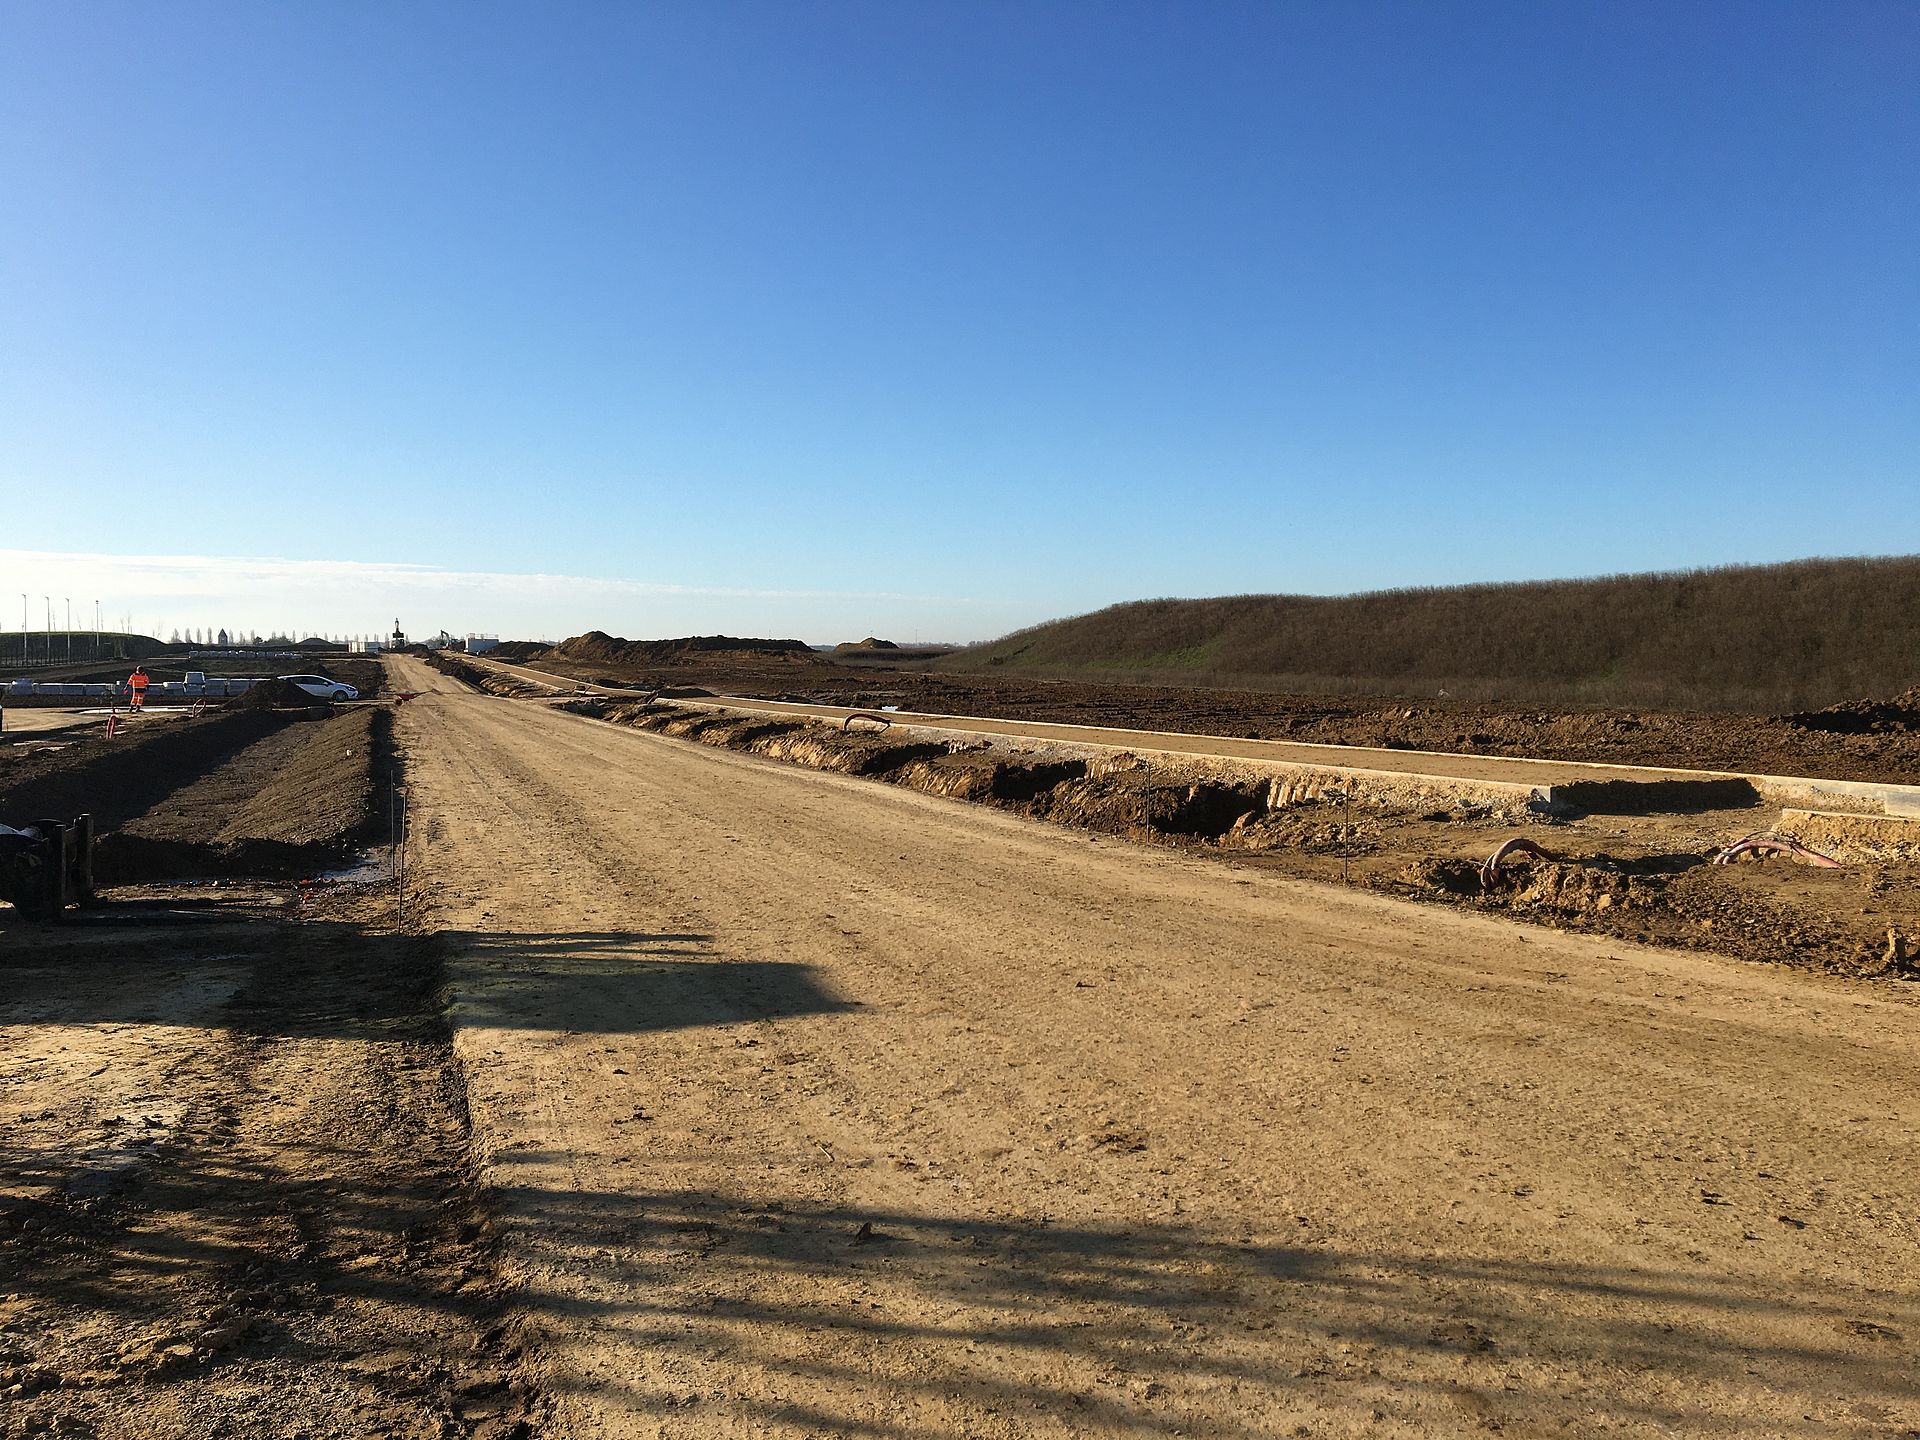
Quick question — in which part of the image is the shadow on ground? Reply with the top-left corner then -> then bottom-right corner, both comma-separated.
473,1181 -> 1916,1438
438,928 -> 856,1035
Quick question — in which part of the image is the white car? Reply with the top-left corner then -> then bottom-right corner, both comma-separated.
279,674 -> 359,702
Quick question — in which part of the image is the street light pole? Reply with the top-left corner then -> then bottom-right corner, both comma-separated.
64,599 -> 71,662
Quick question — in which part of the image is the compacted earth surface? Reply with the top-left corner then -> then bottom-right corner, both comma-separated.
453,652 -> 1920,984
397,656 -> 1915,1438
0,886 -> 528,1440
1,654 -> 1914,1438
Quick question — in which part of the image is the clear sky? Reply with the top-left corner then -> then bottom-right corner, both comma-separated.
3,1 -> 1915,643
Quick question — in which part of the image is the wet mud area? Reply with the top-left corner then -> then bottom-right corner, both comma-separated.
559,694 -> 1920,985
0,888 -> 530,1440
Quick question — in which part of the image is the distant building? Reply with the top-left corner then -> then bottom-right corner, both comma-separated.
466,634 -> 500,654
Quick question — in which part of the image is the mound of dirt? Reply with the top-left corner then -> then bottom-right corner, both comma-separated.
1786,685 -> 1920,735
1399,858 -> 1483,895
489,641 -> 551,662
550,631 -> 818,667
222,678 -> 325,711
834,637 -> 899,653
1,712 -> 284,832
97,708 -> 392,880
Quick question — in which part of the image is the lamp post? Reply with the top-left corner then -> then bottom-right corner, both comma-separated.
44,597 -> 51,671
18,594 -> 24,667
64,599 -> 71,662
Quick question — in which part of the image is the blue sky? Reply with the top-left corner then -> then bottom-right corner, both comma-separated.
3,1 -> 1915,642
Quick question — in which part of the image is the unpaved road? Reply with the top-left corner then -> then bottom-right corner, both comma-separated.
392,655 -> 1920,1438
0,884 -> 518,1440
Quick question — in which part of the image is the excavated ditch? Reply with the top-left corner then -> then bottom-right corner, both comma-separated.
568,699 -> 1301,841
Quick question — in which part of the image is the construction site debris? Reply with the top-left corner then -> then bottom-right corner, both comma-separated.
219,677 -> 326,711
1712,833 -> 1843,868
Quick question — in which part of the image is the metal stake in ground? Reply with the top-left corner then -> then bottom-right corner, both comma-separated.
1331,788 -> 1351,885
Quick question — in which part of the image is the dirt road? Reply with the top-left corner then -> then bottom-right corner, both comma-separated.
391,655 -> 1919,1438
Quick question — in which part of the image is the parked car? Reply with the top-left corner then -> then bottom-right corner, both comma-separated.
279,674 -> 359,702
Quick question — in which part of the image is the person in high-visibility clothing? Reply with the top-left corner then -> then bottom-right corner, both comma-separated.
128,666 -> 149,710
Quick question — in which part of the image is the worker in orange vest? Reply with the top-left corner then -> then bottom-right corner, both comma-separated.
128,666 -> 149,710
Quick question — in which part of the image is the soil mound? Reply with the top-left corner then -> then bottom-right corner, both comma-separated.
1399,858 -> 1483,895
490,641 -> 550,662
222,678 -> 323,711
1786,684 -> 1920,735
98,708 -> 392,882
0,711 -> 284,831
551,632 -> 818,667
834,637 -> 899,653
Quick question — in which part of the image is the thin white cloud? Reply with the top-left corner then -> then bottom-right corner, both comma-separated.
0,549 -> 951,602
0,548 -> 992,643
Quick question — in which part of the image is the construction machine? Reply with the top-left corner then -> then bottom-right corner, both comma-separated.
0,816 -> 96,920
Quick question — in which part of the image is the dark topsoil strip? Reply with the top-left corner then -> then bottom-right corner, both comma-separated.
96,708 -> 394,882
527,651 -> 1920,785
0,712 -> 287,831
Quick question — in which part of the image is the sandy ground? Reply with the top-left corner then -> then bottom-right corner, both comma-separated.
389,654 -> 1919,1439
0,708 -> 178,739
0,883 -> 523,1439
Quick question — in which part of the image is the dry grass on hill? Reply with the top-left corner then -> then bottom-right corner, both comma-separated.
951,557 -> 1920,713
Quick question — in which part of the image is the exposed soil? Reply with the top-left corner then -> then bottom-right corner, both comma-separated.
0,885 -> 530,1439
1788,685 -> 1920,736
501,651 -> 1920,785
386,653 -> 1920,1439
0,670 -> 532,1437
220,678 -> 332,711
0,713 -> 287,833
3,652 -> 1912,1439
552,695 -> 1920,983
98,709 -> 395,881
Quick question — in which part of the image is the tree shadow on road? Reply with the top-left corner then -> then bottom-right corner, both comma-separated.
470,1181 -> 1917,1438
1,906 -> 1912,1438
